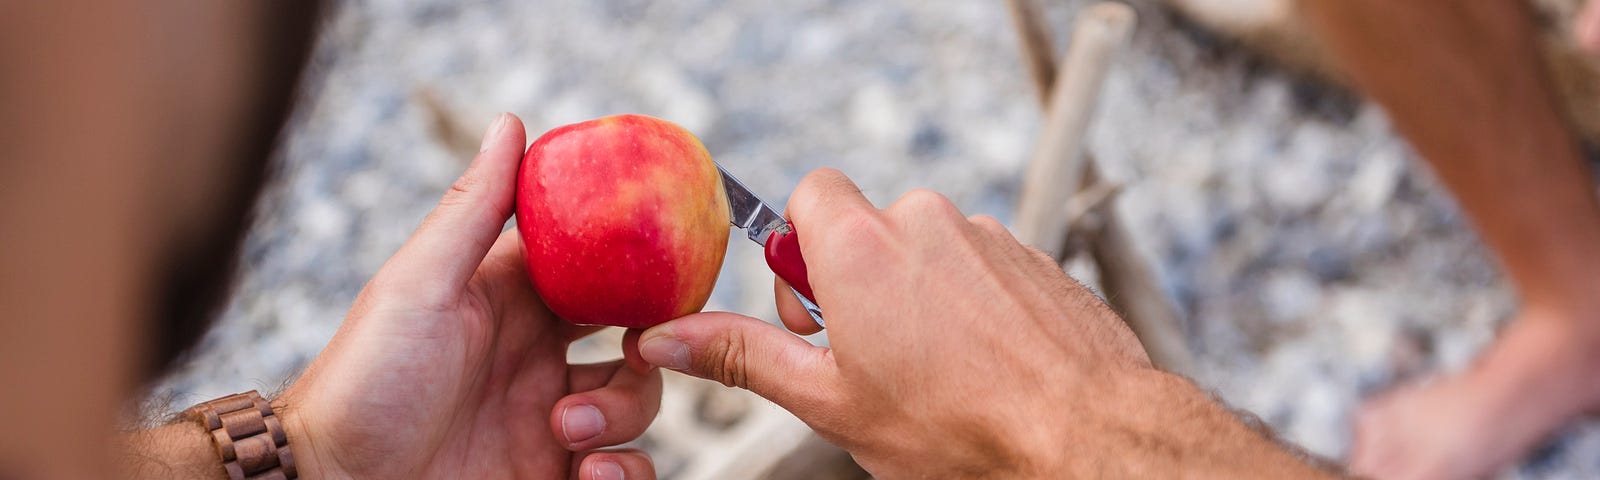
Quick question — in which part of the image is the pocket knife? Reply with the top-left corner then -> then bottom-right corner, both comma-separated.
716,163 -> 824,326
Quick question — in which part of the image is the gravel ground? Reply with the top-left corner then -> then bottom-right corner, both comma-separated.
149,0 -> 1600,477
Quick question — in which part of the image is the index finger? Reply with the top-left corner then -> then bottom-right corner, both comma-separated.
781,168 -> 883,310
783,168 -> 875,231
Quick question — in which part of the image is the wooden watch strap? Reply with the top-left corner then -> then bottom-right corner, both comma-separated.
184,391 -> 297,480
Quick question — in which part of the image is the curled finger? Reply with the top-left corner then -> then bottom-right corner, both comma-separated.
574,449 -> 655,480
552,359 -> 664,450
774,277 -> 823,335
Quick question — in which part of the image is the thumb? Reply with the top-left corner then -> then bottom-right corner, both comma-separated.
379,113 -> 525,303
639,312 -> 841,417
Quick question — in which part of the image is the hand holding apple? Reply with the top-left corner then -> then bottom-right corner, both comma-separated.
517,114 -> 730,328
279,113 -> 662,480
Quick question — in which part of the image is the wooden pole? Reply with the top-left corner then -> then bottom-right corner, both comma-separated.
1088,178 -> 1194,372
1006,0 -> 1059,106
1007,1 -> 1195,373
1012,2 -> 1134,259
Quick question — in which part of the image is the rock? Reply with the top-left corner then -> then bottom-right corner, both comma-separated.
1262,269 -> 1321,322
849,81 -> 912,148
1346,145 -> 1403,212
1258,126 -> 1336,213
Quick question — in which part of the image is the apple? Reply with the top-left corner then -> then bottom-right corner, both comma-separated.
515,114 -> 730,328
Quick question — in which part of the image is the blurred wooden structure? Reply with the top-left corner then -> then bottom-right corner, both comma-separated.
1007,0 -> 1194,374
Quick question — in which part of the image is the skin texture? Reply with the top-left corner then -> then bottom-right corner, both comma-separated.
517,114 -> 730,329
1302,1 -> 1600,478
125,114 -> 663,480
637,169 -> 1335,479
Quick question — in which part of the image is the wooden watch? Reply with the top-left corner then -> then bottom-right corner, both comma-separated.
183,390 -> 297,480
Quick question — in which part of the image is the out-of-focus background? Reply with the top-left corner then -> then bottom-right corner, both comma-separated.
147,0 -> 1600,478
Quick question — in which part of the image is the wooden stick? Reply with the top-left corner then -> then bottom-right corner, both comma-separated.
1061,174 -> 1121,238
1074,162 -> 1194,371
1006,0 -> 1059,106
417,87 -> 486,158
1008,1 -> 1196,373
1012,2 -> 1134,260
1090,202 -> 1194,370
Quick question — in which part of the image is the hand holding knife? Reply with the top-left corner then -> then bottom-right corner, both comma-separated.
716,163 -> 825,327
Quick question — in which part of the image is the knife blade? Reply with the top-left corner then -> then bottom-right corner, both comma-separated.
718,167 -> 789,246
716,163 -> 824,326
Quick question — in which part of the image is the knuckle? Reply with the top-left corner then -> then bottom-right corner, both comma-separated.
790,168 -> 863,221
795,168 -> 849,197
807,167 -> 849,185
889,189 -> 964,225
702,330 -> 750,389
360,269 -> 456,315
829,209 -> 892,253
439,174 -> 483,208
898,188 -> 953,212
889,189 -> 968,235
1024,246 -> 1061,269
967,214 -> 1008,235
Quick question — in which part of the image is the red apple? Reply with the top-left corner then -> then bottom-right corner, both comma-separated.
515,114 -> 730,328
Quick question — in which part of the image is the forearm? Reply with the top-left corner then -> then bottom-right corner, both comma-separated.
1045,369 -> 1337,478
119,421 -> 229,480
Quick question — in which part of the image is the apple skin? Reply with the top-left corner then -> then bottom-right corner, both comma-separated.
515,114 -> 730,328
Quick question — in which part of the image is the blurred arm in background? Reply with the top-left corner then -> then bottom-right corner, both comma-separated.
0,2 -> 314,478
636,169 -> 1340,478
1302,0 -> 1600,478
0,3 -> 660,480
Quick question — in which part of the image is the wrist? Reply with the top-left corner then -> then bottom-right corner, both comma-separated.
119,420 -> 230,480
169,390 -> 322,480
271,392 -> 340,479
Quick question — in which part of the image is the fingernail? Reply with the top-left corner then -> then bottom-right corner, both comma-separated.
561,404 -> 605,445
590,460 -> 625,480
480,113 -> 508,152
639,336 -> 690,370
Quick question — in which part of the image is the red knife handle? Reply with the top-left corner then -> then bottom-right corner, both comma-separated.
763,222 -> 815,303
